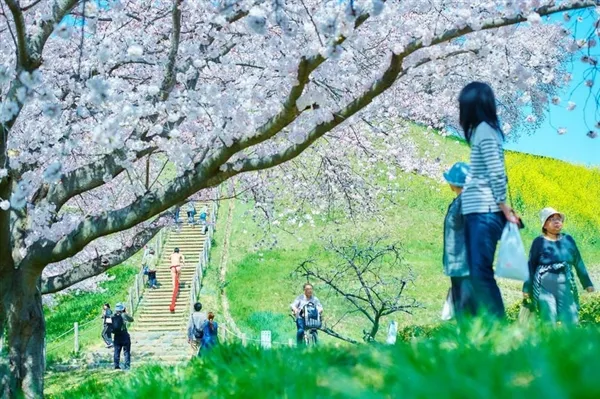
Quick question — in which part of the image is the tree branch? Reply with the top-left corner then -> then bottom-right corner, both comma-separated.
24,0 -> 599,272
159,0 -> 183,101
44,147 -> 156,211
3,0 -> 30,68
40,214 -> 168,294
29,0 -> 80,62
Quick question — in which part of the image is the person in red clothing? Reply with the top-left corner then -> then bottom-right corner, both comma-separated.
170,248 -> 185,289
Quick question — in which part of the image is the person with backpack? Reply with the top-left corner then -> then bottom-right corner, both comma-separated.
200,312 -> 219,353
170,248 -> 185,289
186,202 -> 197,226
187,302 -> 207,356
145,248 -> 158,289
441,162 -> 475,318
101,303 -> 113,348
111,303 -> 134,370
290,283 -> 323,345
523,208 -> 595,325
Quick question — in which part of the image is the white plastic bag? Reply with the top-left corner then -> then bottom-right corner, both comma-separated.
495,222 -> 529,281
441,288 -> 454,321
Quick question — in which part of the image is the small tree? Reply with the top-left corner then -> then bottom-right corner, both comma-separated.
296,238 -> 418,342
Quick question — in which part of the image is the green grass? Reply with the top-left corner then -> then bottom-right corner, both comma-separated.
220,126 -> 600,343
46,322 -> 600,398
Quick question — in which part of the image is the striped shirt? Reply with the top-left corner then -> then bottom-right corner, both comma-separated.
462,122 -> 507,215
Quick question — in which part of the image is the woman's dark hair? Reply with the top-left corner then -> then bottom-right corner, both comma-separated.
174,247 -> 179,253
458,82 -> 503,144
208,312 -> 215,332
194,302 -> 203,312
104,303 -> 110,308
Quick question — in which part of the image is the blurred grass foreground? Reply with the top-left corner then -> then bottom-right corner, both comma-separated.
47,320 -> 600,399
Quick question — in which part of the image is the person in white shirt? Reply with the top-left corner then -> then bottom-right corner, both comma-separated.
290,283 -> 323,345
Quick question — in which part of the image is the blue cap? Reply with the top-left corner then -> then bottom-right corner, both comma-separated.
115,303 -> 125,312
443,162 -> 470,187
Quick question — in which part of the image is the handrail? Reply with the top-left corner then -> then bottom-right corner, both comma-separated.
189,200 -> 218,311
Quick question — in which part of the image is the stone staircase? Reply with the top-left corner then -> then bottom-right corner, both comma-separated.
85,203 -> 211,367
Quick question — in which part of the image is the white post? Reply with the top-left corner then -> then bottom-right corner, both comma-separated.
288,338 -> 294,348
260,330 -> 272,350
241,333 -> 247,347
74,322 -> 79,353
386,320 -> 398,345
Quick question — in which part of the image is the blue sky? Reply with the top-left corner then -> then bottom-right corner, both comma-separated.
505,10 -> 600,166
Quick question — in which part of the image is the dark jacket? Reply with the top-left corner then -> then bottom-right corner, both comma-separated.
523,234 -> 593,295
443,195 -> 469,277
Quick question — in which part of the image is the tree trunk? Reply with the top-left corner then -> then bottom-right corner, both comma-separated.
366,315 -> 381,342
0,268 -> 46,399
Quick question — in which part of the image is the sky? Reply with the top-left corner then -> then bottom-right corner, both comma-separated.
505,11 -> 600,167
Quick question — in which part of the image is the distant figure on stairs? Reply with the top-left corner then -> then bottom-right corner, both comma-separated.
174,205 -> 181,224
199,206 -> 208,234
146,248 -> 158,289
187,202 -> 197,226
200,312 -> 219,354
112,303 -> 134,370
170,248 -> 185,289
187,302 -> 207,356
101,303 -> 113,348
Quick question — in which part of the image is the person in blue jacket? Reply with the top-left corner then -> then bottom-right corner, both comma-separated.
442,162 -> 474,317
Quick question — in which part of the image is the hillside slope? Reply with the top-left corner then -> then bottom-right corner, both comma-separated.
217,127 -> 600,342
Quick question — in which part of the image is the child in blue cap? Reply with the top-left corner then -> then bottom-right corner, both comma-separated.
442,162 -> 474,318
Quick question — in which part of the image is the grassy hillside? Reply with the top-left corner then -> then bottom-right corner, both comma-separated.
46,322 -> 600,398
219,126 -> 600,343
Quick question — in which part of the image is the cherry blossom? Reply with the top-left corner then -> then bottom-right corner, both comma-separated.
0,1 -> 599,396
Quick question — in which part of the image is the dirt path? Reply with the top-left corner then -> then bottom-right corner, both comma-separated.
218,199 -> 243,339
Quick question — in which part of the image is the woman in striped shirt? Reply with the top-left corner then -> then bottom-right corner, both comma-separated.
458,82 -> 520,318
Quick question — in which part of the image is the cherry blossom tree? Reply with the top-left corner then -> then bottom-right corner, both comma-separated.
0,0 -> 598,396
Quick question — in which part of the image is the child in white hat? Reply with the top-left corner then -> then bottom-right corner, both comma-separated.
523,207 -> 594,324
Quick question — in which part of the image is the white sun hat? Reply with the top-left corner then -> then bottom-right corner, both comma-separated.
539,207 -> 565,230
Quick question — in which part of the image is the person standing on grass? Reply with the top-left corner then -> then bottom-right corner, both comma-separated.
458,82 -> 521,319
523,208 -> 594,325
200,312 -> 219,353
187,302 -> 207,356
101,303 -> 113,348
111,303 -> 134,370
442,162 -> 475,317
170,248 -> 185,289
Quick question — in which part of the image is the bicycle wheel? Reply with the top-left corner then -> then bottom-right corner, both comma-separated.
309,330 -> 318,346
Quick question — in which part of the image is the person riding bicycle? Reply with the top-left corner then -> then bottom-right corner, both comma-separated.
290,283 -> 323,345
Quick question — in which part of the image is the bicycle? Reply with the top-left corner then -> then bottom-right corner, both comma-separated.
290,311 -> 321,347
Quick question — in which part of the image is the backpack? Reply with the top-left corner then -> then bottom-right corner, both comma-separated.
142,265 -> 149,275
191,318 -> 204,341
303,302 -> 321,329
111,313 -> 125,334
